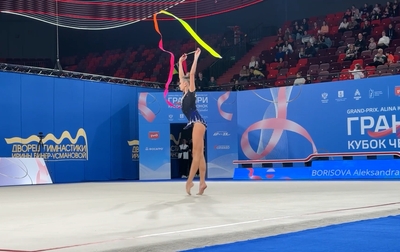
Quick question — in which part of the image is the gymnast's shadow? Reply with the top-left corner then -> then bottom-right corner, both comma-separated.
127,195 -> 237,222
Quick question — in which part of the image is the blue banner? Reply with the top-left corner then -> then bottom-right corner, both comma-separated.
233,159 -> 400,180
0,72 -> 155,183
138,91 -> 238,179
237,76 -> 400,161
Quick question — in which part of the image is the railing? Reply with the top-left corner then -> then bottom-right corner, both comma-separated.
1,63 -> 395,92
0,63 -> 163,88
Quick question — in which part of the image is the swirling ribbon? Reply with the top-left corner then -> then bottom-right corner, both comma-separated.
241,87 -> 317,160
153,10 -> 222,107
217,91 -> 233,121
138,93 -> 156,123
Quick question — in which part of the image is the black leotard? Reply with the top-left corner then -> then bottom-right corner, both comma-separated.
181,91 -> 207,129
181,91 -> 197,120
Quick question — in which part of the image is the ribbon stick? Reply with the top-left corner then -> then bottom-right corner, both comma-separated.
153,10 -> 222,107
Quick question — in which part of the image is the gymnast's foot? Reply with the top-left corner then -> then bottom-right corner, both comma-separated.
197,183 -> 207,195
186,181 -> 194,195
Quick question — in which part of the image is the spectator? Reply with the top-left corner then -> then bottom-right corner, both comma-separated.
339,18 -> 349,33
301,18 -> 309,31
362,20 -> 372,37
301,30 -> 312,44
377,31 -> 390,49
386,52 -> 395,65
274,36 -> 285,49
344,44 -> 357,61
369,49 -> 387,66
208,76 -> 217,87
282,40 -> 293,54
348,16 -> 359,30
195,72 -> 208,90
249,56 -> 259,69
258,59 -> 267,72
373,3 -> 381,13
239,65 -> 250,81
275,47 -> 285,61
381,7 -> 390,18
275,58 -> 286,70
349,64 -> 365,79
371,10 -> 381,20
249,67 -> 265,80
361,3 -> 372,14
277,28 -> 283,37
322,35 -> 332,48
293,72 -> 306,85
354,33 -> 367,53
284,28 -> 291,40
368,37 -> 377,50
391,3 -> 399,16
295,25 -> 304,40
387,23 -> 395,40
344,8 -> 352,19
304,42 -> 316,57
319,21 -> 329,35
298,47 -> 306,59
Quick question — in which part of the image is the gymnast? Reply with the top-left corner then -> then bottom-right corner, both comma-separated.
178,48 -> 207,196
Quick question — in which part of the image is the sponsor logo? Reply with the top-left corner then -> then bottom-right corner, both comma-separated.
354,89 -> 361,100
148,132 -> 159,139
213,131 -> 231,137
179,114 -> 185,119
369,89 -> 383,98
145,147 -> 164,151
336,90 -> 346,102
321,92 -> 328,103
214,145 -> 230,150
395,86 -> 400,96
127,139 -> 139,160
4,129 -> 88,161
266,168 -> 275,179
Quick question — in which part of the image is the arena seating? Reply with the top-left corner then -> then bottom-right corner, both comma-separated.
61,34 -> 222,83
218,1 -> 400,88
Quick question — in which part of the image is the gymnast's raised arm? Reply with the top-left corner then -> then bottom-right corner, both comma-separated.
178,54 -> 187,83
189,48 -> 201,92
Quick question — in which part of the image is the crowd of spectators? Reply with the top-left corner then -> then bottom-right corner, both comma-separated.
233,1 -> 400,88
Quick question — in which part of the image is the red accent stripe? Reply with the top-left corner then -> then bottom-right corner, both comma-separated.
233,151 -> 400,164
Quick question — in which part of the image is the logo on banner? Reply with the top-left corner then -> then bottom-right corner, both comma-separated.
148,131 -> 160,139
4,129 -> 88,161
336,90 -> 346,102
395,86 -> 400,96
127,139 -> 139,160
216,92 -> 234,121
321,92 -> 328,103
214,145 -> 230,150
213,131 -> 231,137
354,89 -> 361,100
369,89 -> 383,99
138,93 -> 161,123
266,168 -> 275,179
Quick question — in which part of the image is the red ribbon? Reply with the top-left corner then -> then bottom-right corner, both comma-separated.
153,12 -> 180,108
217,91 -> 233,121
138,93 -> 156,123
368,126 -> 400,138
